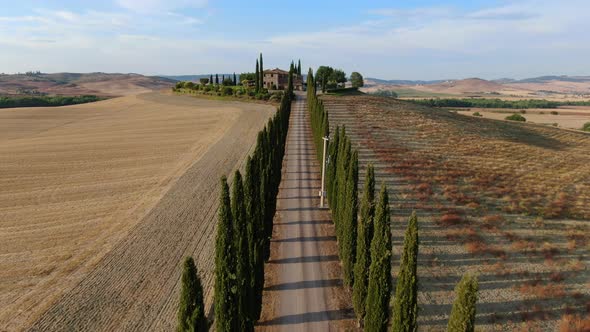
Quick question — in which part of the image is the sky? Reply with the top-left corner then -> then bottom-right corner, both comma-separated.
0,0 -> 589,80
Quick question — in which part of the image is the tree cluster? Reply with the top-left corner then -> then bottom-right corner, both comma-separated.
213,75 -> 294,331
0,95 -> 102,108
411,98 -> 590,109
315,66 -> 347,93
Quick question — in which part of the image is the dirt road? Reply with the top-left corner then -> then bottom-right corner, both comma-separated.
258,95 -> 355,331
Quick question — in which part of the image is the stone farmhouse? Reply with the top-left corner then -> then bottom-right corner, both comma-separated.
263,68 -> 304,91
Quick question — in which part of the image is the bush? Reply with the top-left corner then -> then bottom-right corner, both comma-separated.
222,86 -> 234,96
505,113 -> 526,122
582,122 -> 590,132
472,112 -> 482,117
550,111 -> 559,115
519,110 -> 526,114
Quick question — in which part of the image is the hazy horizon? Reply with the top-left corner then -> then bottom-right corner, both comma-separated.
1,0 -> 589,80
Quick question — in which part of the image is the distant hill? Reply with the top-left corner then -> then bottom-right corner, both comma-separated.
162,74 -> 237,82
365,78 -> 446,85
0,73 -> 176,97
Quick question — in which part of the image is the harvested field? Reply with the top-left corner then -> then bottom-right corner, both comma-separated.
456,107 -> 590,130
0,92 -> 274,331
322,95 -> 590,331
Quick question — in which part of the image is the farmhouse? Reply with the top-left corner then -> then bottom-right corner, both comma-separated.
263,68 -> 303,91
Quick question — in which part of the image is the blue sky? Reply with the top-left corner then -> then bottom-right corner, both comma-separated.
0,0 -> 588,79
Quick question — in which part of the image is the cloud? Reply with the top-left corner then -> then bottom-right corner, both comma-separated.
115,0 -> 208,13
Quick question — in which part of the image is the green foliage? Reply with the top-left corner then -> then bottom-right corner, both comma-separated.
214,177 -> 238,332
222,86 -> 234,96
209,75 -> 213,85
231,171 -> 253,331
472,112 -> 482,117
214,70 -> 294,329
222,78 -> 233,86
0,95 -> 102,108
369,90 -> 398,98
215,74 -> 219,85
582,122 -> 590,132
365,184 -> 392,332
353,164 -> 375,323
410,98 -> 590,109
316,66 -> 334,93
391,212 -> 419,332
330,69 -> 347,87
350,72 -> 364,88
177,257 -> 207,332
341,150 -> 358,287
447,274 -> 479,332
505,113 -> 526,122
199,78 -> 209,85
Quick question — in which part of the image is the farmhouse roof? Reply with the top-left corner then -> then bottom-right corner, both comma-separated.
264,68 -> 289,75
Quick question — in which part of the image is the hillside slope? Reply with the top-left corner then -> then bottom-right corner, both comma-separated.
0,73 -> 176,97
322,95 -> 590,331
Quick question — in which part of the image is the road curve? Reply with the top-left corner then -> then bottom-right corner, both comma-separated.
258,94 -> 355,331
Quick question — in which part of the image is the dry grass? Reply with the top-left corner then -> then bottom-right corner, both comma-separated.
322,94 -> 590,331
0,92 -> 274,331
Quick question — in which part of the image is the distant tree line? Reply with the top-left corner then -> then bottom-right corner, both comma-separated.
411,98 -> 590,109
0,95 -> 102,108
307,68 -> 479,331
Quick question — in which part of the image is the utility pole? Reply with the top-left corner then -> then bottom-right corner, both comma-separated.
320,136 -> 329,207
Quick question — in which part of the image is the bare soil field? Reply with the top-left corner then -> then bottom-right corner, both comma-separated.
322,95 -> 590,331
456,106 -> 590,130
0,92 -> 274,331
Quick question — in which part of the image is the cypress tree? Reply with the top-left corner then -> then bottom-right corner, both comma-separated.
327,125 -> 340,207
353,164 -> 375,324
209,74 -> 213,85
215,74 -> 219,85
231,171 -> 253,331
214,177 -> 238,332
177,257 -> 207,332
255,59 -> 260,92
245,155 -> 264,321
392,212 -> 420,332
259,53 -> 263,91
288,62 -> 294,93
341,150 -> 358,287
298,59 -> 302,76
447,274 -> 479,332
233,72 -> 237,86
222,74 -> 225,83
365,184 -> 392,332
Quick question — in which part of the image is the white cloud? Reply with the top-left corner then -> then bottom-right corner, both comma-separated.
115,0 -> 208,13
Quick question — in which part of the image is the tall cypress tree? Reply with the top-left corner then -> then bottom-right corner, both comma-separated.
209,74 -> 213,85
353,164 -> 375,324
298,59 -> 302,76
231,171 -> 253,332
259,53 -> 264,91
392,212 -> 420,332
245,156 -> 264,321
215,74 -> 219,85
341,150 -> 358,287
233,72 -> 237,86
327,125 -> 340,207
177,257 -> 207,332
255,59 -> 260,92
215,177 -> 238,332
365,184 -> 392,332
447,274 -> 478,332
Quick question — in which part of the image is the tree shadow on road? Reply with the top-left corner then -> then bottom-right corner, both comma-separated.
264,278 -> 343,291
257,308 -> 354,326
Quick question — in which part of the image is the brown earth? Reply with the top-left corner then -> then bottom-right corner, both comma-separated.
0,92 -> 274,331
322,95 -> 590,331
0,73 -> 175,97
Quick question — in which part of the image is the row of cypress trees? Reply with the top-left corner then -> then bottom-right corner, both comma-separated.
255,53 -> 264,93
212,70 -> 293,331
306,68 -> 479,331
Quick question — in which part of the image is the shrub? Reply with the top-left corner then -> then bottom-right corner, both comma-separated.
199,78 -> 209,85
582,122 -> 590,132
472,112 -> 482,117
505,113 -> 526,122
519,110 -> 526,114
550,111 -> 559,115
222,86 -> 234,96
